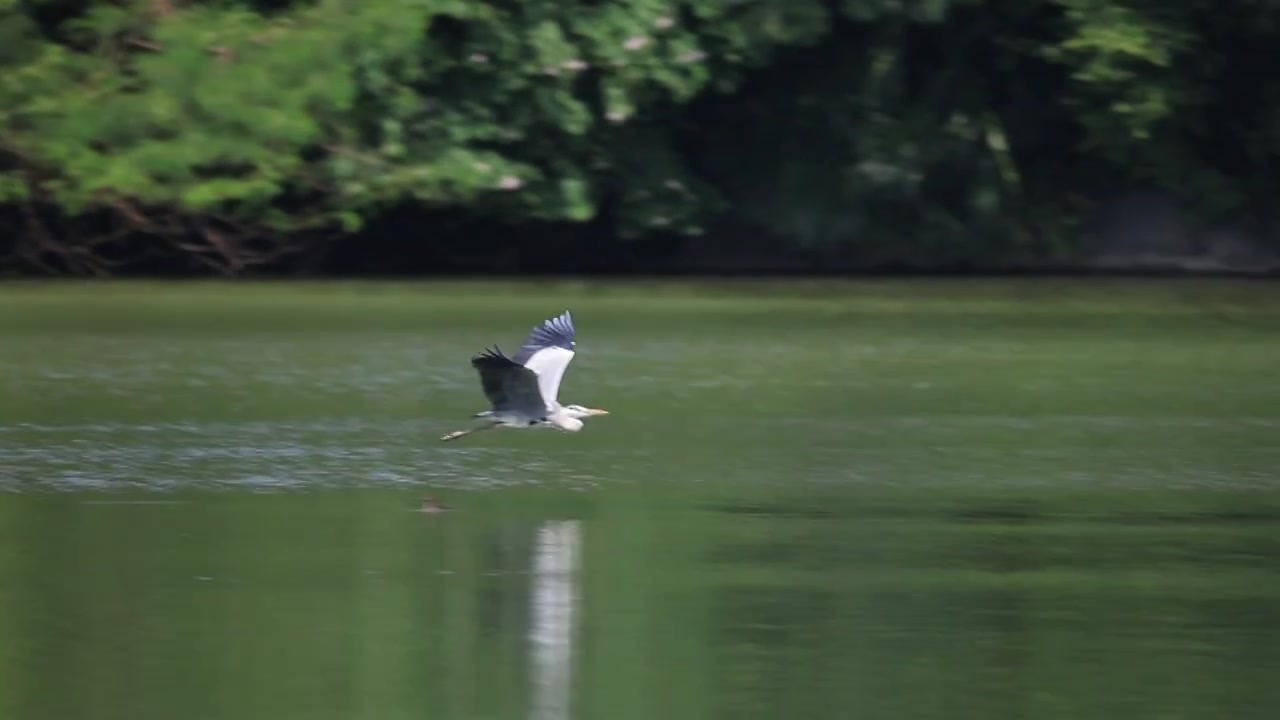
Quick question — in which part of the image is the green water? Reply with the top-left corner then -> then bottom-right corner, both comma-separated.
1,280 -> 1279,720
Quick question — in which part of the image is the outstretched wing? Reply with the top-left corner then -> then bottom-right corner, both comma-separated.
470,346 -> 548,416
511,311 -> 577,406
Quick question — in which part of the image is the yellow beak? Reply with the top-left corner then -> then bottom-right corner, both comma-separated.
587,408 -> 609,416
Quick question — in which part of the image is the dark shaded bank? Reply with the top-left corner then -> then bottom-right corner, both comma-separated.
313,198 -> 1280,278
12,211 -> 1280,279
316,234 -> 1280,279
6,197 -> 1280,279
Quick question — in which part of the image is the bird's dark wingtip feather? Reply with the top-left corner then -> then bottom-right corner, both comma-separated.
471,345 -> 516,367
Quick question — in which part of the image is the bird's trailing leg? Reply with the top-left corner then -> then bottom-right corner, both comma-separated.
440,420 -> 500,442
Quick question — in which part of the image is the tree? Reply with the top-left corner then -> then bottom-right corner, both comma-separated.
2,0 -> 1279,275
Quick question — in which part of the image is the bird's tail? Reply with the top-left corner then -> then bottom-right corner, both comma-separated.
472,410 -> 493,418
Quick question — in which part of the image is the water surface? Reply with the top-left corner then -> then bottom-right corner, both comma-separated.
2,281 -> 1278,719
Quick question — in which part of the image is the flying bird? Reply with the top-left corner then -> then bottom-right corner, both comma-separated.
440,310 -> 608,442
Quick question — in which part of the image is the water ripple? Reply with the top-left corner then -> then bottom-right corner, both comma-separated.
0,419 -> 660,493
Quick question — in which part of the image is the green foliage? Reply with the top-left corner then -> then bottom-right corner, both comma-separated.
2,0 -> 1280,274
690,3 -> 1025,263
1048,1 -> 1190,138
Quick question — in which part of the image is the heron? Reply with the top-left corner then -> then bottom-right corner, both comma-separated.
440,310 -> 608,442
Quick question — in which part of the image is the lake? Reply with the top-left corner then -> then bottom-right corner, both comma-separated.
2,280 -> 1279,720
